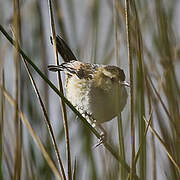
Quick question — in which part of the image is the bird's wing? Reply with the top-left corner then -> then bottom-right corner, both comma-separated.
48,61 -> 97,80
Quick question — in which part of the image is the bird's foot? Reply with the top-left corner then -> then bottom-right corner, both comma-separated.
92,133 -> 106,148
92,125 -> 107,148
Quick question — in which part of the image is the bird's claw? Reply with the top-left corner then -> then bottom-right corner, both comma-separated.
92,133 -> 106,149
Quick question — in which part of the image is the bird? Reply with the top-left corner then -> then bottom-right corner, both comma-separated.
48,36 -> 129,146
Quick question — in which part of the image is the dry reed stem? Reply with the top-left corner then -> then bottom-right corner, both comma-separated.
125,0 -> 135,179
48,0 -> 71,179
0,85 -> 62,180
23,58 -> 65,180
144,117 -> 180,174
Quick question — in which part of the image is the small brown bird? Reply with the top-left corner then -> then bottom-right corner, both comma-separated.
48,36 -> 129,146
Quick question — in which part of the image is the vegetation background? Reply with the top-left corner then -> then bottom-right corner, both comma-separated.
0,0 -> 180,179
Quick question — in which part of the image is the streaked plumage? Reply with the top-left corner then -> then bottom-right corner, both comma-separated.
48,60 -> 128,125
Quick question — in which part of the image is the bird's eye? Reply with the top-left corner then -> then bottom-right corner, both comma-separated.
88,74 -> 93,79
111,77 -> 116,82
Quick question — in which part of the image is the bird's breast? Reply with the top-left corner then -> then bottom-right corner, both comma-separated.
65,75 -> 128,124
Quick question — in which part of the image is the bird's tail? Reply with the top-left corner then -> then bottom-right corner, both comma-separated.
50,36 -> 77,62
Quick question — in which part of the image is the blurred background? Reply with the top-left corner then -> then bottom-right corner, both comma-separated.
0,0 -> 180,179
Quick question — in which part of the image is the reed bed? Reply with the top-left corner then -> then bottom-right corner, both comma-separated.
0,0 -> 179,179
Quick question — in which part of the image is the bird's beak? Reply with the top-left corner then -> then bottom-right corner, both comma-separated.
120,81 -> 130,87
